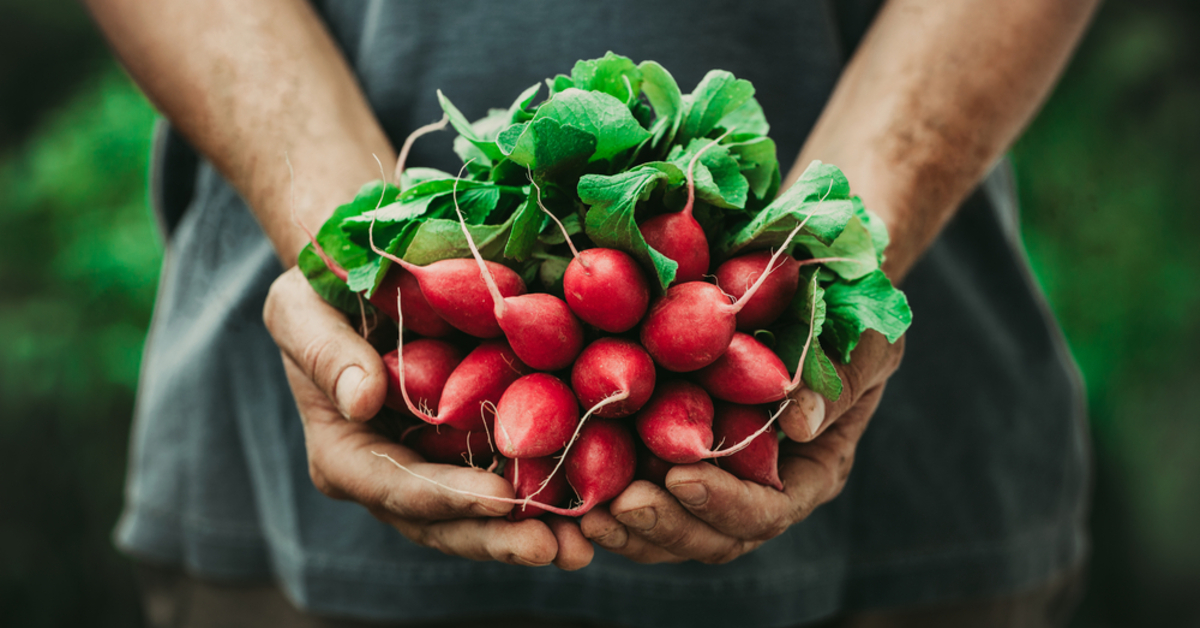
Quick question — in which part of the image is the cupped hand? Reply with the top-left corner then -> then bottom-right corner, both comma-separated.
263,267 -> 594,570
580,331 -> 903,564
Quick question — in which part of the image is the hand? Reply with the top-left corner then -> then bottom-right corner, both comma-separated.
580,331 -> 904,564
263,267 -> 594,570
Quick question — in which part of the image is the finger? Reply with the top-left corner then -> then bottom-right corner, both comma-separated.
607,481 -> 753,565
383,514 -> 559,567
777,384 -> 885,522
664,463 -> 795,541
545,516 -> 594,571
265,267 -> 386,421
783,331 -> 904,442
579,507 -> 686,564
292,357 -> 516,521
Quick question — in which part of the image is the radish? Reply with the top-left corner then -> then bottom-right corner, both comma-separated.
636,444 -> 674,488
639,132 -> 732,285
530,178 -> 650,333
447,172 -> 584,370
569,338 -> 656,419
711,402 -> 784,490
432,340 -> 531,431
713,251 -> 801,331
372,416 -> 636,517
639,216 -> 818,372
381,339 -> 462,414
368,266 -> 455,338
692,276 -> 824,404
403,424 -> 492,466
635,380 -> 790,465
494,373 -> 579,459
714,250 -> 857,331
504,456 -> 571,521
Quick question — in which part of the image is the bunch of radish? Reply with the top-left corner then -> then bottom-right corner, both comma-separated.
299,54 -> 912,520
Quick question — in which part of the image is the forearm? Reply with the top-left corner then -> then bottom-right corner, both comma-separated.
791,0 -> 1098,280
83,0 -> 394,266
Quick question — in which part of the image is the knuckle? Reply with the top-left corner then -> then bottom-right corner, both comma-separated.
753,518 -> 790,542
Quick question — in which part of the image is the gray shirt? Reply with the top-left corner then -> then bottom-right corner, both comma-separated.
116,1 -> 1089,625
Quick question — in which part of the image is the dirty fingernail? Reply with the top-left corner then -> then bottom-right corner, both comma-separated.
801,389 -> 826,439
592,525 -> 628,549
616,507 -> 656,531
669,482 -> 709,507
335,366 -> 366,419
509,554 -> 551,567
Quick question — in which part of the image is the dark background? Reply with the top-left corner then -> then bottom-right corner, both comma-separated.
1,1 -> 1197,626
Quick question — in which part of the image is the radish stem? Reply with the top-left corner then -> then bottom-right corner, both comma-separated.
394,114 -> 449,187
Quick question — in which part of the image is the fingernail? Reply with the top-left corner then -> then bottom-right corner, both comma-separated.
799,389 -> 826,439
335,366 -> 366,419
592,525 -> 628,549
669,482 -> 708,507
509,554 -> 550,567
615,507 -> 656,531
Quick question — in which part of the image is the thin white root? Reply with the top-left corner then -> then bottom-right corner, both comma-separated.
450,160 -> 507,318
370,451 -> 582,516
394,114 -> 450,186
522,390 -> 630,506
706,399 -> 792,459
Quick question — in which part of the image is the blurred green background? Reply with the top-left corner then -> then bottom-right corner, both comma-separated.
0,1 -> 1196,626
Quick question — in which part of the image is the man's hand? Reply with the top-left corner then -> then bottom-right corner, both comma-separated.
264,268 -> 594,570
579,332 -> 903,564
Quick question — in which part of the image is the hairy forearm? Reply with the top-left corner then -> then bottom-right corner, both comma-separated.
83,0 -> 394,266
790,0 -> 1098,280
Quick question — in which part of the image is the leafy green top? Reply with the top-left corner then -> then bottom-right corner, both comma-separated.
300,52 -> 912,401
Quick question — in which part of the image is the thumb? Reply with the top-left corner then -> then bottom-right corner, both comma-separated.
264,267 -> 387,421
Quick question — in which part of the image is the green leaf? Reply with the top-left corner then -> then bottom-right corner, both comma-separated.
438,89 -> 505,162
667,138 -> 749,210
579,164 -> 683,290
516,88 -> 651,163
718,96 -> 770,136
854,199 -> 890,265
453,108 -> 510,166
538,254 -> 572,297
402,213 -> 517,266
775,273 -> 843,400
298,180 -> 397,312
677,70 -> 755,144
799,214 -> 879,280
822,269 -> 912,363
340,178 -> 498,233
571,52 -> 642,103
717,160 -> 857,259
507,83 -> 542,122
503,193 -> 543,261
638,60 -> 684,149
538,211 -> 582,245
726,135 -> 779,200
400,167 -> 454,189
503,118 -> 598,172
547,74 -> 574,95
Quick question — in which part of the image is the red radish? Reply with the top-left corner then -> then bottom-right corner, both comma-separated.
714,250 -> 857,331
530,178 -> 650,333
504,457 -> 571,521
569,338 -> 657,419
639,132 -> 732,285
382,339 -> 462,414
635,380 -> 790,465
403,425 -> 492,466
692,332 -> 790,404
692,278 -> 824,404
636,444 -> 675,488
494,373 -> 579,459
447,171 -> 584,370
369,266 -> 455,337
712,402 -> 784,490
433,340 -> 531,431
714,251 -> 801,330
639,216 -> 819,372
371,418 -> 635,517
